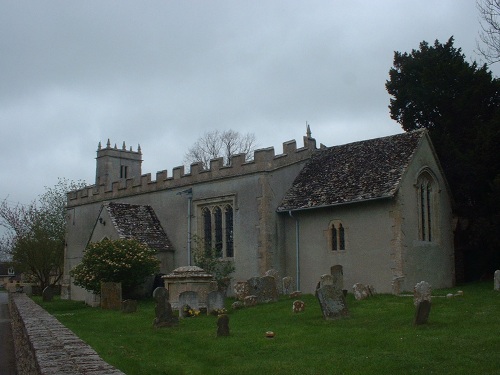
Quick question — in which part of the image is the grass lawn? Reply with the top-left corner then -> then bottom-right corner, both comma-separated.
35,282 -> 500,375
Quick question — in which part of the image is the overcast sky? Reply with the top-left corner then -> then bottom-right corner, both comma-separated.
1,0 -> 497,209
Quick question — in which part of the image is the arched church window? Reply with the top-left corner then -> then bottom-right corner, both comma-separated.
214,206 -> 223,258
225,205 -> 234,258
417,172 -> 435,242
199,200 -> 235,258
330,222 -> 346,251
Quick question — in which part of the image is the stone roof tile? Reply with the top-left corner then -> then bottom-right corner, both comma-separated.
106,202 -> 173,252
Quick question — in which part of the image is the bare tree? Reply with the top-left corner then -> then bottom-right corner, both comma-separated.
477,0 -> 500,64
184,130 -> 257,169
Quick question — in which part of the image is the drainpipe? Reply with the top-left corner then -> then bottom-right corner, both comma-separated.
288,211 -> 300,291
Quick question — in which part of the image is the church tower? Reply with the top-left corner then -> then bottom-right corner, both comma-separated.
95,140 -> 142,188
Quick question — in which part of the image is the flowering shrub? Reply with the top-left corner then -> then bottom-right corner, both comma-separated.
210,308 -> 227,316
70,238 -> 160,295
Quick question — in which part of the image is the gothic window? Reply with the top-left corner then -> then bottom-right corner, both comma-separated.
330,222 -> 346,251
417,172 -> 435,242
200,201 -> 234,258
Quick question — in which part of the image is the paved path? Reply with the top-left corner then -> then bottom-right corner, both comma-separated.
0,291 -> 17,374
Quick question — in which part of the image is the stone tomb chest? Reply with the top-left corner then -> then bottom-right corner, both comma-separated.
162,266 -> 215,310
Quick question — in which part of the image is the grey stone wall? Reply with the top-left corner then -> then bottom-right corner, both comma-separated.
8,293 -> 124,375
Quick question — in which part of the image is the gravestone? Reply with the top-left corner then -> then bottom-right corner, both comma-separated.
352,283 -> 374,300
290,291 -> 302,299
217,314 -> 230,337
414,300 -> 431,325
101,282 -> 122,310
179,291 -> 199,316
293,300 -> 305,313
330,265 -> 344,291
494,270 -> 500,291
282,276 -> 293,295
121,299 -> 138,313
153,287 -> 178,327
247,276 -> 279,303
320,274 -> 334,288
42,286 -> 54,302
413,281 -> 432,306
315,284 -> 349,320
234,281 -> 250,301
232,301 -> 244,310
265,269 -> 281,294
206,290 -> 225,315
244,295 -> 257,307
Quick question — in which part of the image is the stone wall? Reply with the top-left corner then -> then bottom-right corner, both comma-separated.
8,293 -> 124,375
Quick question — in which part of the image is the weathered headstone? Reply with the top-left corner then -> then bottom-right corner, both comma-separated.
179,291 -> 199,314
206,290 -> 225,315
352,283 -> 374,300
234,281 -> 250,301
282,276 -> 293,295
100,282 -> 122,310
494,270 -> 500,291
320,274 -> 334,288
315,284 -> 349,320
122,299 -> 138,313
413,299 -> 431,325
217,314 -> 230,337
42,286 -> 54,302
244,295 -> 258,307
413,281 -> 432,306
247,276 -> 279,303
330,265 -> 344,291
153,287 -> 178,327
265,269 -> 281,294
292,300 -> 305,313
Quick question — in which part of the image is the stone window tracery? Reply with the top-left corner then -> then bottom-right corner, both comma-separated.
330,221 -> 346,251
199,201 -> 234,258
417,171 -> 436,242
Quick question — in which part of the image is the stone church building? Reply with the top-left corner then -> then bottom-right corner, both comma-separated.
63,129 -> 455,301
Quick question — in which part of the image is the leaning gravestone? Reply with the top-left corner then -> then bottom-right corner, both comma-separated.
413,281 -> 432,325
179,291 -> 199,314
320,274 -> 334,288
206,290 -> 225,315
315,284 -> 349,320
153,287 -> 178,327
352,283 -> 374,300
247,276 -> 279,303
101,282 -> 122,310
494,270 -> 500,291
42,286 -> 54,302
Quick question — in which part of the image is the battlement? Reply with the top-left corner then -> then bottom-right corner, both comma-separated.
68,135 -> 317,207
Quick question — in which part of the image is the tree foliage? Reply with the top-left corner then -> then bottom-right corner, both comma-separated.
184,129 -> 257,169
477,0 -> 500,64
70,238 -> 160,295
0,178 -> 86,290
386,37 -> 500,279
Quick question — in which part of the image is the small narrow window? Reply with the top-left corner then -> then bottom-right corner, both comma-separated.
331,226 -> 337,251
120,165 -> 128,179
339,224 -> 345,250
417,172 -> 435,242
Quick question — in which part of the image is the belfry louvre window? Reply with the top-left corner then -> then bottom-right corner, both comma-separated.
330,222 -> 345,251
417,172 -> 435,242
200,203 -> 234,258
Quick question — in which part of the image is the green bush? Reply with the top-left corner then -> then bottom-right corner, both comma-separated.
70,239 -> 160,295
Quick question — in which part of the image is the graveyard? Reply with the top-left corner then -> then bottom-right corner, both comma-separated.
34,281 -> 500,375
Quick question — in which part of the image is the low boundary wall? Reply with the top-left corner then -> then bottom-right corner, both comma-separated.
8,293 -> 124,375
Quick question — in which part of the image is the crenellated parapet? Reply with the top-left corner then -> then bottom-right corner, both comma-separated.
68,135 -> 318,207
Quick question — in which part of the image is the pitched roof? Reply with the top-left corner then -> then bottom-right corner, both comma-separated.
277,130 -> 425,212
105,202 -> 173,252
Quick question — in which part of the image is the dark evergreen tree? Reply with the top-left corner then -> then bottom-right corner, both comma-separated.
386,37 -> 500,280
